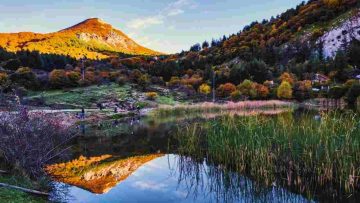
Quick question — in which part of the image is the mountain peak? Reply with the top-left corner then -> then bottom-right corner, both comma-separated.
0,18 -> 162,59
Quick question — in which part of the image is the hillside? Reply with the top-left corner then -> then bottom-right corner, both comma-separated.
0,18 -> 161,59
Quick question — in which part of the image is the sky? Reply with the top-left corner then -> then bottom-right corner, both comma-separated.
0,0 -> 305,54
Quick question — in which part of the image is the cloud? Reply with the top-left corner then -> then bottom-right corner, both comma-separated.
127,0 -> 196,30
132,181 -> 168,191
167,9 -> 184,16
127,15 -> 163,29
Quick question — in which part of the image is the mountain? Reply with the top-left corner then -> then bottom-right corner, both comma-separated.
0,18 -> 161,59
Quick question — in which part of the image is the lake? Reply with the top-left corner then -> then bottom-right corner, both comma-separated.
46,108 -> 359,202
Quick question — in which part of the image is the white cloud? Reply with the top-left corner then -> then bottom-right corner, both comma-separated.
127,0 -> 196,30
127,15 -> 163,29
132,181 -> 168,191
167,9 -> 184,16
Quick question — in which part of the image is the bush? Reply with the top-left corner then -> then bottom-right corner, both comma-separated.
49,69 -> 69,88
277,81 -> 293,99
146,92 -> 158,100
345,84 -> 360,107
168,76 -> 181,87
66,71 -> 81,86
216,83 -> 236,98
0,72 -> 10,91
0,111 -> 74,176
329,86 -> 347,99
116,76 -> 128,86
198,83 -> 211,95
255,83 -> 270,99
10,67 -> 39,89
230,90 -> 242,101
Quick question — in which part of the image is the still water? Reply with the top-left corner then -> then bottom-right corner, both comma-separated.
46,109 -> 359,202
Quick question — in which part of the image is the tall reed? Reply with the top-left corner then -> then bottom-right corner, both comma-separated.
175,111 -> 360,200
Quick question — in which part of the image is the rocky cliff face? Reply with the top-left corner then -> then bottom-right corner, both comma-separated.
320,11 -> 360,58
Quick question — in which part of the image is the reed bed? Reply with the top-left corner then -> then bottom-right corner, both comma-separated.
175,111 -> 360,200
154,100 -> 294,117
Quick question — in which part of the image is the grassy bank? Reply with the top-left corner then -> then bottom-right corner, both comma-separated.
176,111 -> 360,200
0,175 -> 47,203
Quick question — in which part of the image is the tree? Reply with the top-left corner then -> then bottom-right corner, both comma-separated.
198,83 -> 211,95
10,67 -> 39,89
190,43 -> 201,52
49,69 -> 69,88
277,81 -> 293,99
202,41 -> 209,49
323,0 -> 342,7
237,80 -> 257,99
279,72 -> 295,85
216,83 -> 237,98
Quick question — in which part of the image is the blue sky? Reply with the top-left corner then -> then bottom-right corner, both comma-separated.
0,0 -> 305,53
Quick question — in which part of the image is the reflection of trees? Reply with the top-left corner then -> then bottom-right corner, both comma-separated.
175,155 -> 310,202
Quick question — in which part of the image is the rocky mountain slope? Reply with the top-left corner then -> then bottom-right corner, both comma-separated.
0,18 -> 161,59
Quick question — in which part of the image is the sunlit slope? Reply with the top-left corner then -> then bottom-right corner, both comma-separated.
0,18 -> 162,59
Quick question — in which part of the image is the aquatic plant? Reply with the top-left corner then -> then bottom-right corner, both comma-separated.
175,111 -> 360,200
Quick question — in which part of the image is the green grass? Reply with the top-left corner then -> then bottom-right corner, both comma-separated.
176,110 -> 360,199
27,84 -> 131,107
0,175 -> 47,203
156,95 -> 177,105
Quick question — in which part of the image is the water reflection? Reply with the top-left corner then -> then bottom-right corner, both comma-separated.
46,108 -> 359,202
49,155 -> 312,203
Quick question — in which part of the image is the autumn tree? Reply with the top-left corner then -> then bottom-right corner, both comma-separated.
216,83 -> 237,98
198,83 -> 211,95
279,72 -> 295,85
277,81 -> 293,99
49,69 -> 69,88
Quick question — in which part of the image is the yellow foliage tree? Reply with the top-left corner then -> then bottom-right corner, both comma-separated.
277,81 -> 293,99
198,83 -> 211,95
279,72 -> 295,85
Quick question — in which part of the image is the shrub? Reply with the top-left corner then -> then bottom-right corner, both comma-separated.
168,76 -> 181,87
230,90 -> 242,101
49,69 -> 69,88
277,81 -> 293,99
198,83 -> 211,95
237,80 -> 255,96
345,84 -> 360,107
109,71 -> 121,81
255,83 -> 270,99
116,76 -> 128,86
216,83 -> 237,98
329,86 -> 347,99
0,111 -> 75,176
66,71 -> 81,86
0,72 -> 10,90
11,67 -> 39,89
146,92 -> 158,100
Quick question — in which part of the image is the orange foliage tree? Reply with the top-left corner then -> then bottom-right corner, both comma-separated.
216,83 -> 237,98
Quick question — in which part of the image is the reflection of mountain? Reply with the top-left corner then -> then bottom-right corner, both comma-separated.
45,154 -> 163,194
